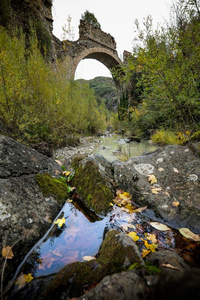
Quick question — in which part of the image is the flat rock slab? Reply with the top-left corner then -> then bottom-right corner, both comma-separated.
113,144 -> 200,233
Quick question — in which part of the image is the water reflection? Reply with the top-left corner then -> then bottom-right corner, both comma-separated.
17,201 -> 109,278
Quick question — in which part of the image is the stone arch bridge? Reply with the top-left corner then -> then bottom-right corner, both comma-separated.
54,20 -> 127,100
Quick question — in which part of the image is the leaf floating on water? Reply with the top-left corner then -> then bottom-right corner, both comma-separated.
148,174 -> 157,184
149,222 -> 171,231
141,249 -> 151,258
179,228 -> 200,242
143,240 -> 158,252
54,217 -> 66,228
161,263 -> 181,271
145,233 -> 157,244
127,231 -> 140,242
15,273 -> 34,289
2,246 -> 14,259
83,256 -> 96,261
23,273 -> 34,283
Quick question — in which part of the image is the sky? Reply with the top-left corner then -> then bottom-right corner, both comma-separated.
52,0 -> 173,80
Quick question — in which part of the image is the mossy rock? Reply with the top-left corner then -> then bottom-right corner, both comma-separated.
71,158 -> 113,215
43,230 -> 144,299
35,172 -> 70,204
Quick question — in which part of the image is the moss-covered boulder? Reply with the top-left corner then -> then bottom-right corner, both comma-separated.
43,230 -> 144,299
35,172 -> 70,204
71,155 -> 114,215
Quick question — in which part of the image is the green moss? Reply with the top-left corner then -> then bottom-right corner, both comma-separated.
44,230 -> 142,299
71,158 -> 113,215
35,172 -> 70,204
128,261 -> 161,275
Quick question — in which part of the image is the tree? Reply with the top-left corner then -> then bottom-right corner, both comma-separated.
81,10 -> 101,29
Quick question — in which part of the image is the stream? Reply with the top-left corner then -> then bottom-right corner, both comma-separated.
92,133 -> 157,162
12,134 -> 159,284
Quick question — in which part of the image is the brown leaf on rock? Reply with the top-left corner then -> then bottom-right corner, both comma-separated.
179,228 -> 200,242
172,200 -> 180,207
132,206 -> 147,213
2,246 -> 14,259
149,222 -> 171,231
161,263 -> 181,271
148,174 -> 157,184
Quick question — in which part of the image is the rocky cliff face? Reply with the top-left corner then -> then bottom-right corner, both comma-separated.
0,0 -> 55,61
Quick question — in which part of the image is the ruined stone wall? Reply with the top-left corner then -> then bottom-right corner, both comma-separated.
79,20 -> 117,50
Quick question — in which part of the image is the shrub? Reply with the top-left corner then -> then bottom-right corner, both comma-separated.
151,130 -> 188,145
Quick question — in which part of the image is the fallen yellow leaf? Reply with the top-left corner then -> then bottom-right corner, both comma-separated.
2,246 -> 14,259
127,231 -> 140,242
141,249 -> 151,258
172,201 -> 180,207
149,222 -> 171,231
145,233 -> 157,244
63,171 -> 70,177
54,217 -> 66,228
109,202 -> 114,206
148,174 -> 157,184
179,228 -> 200,242
151,187 -> 162,194
23,273 -> 34,283
144,240 -> 158,252
125,203 -> 135,213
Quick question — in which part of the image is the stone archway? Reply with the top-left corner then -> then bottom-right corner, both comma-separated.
55,20 -> 124,101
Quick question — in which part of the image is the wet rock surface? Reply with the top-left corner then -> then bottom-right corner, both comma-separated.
0,136 -> 62,285
113,144 -> 200,233
1,135 -> 200,300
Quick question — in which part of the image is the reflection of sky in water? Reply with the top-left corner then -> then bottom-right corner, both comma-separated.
93,134 -> 157,162
27,202 -> 109,277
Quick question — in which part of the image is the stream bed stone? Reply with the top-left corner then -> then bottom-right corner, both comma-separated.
1,135 -> 200,300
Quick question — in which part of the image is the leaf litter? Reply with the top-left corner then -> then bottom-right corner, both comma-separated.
13,189 -> 200,279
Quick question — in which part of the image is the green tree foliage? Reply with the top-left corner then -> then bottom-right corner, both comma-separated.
117,0 -> 200,136
0,27 -> 106,147
85,76 -> 118,112
81,10 -> 101,29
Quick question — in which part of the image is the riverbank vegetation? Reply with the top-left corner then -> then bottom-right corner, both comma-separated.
114,0 -> 200,144
0,26 -> 107,148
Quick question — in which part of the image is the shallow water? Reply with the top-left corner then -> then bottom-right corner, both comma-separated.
92,134 -> 157,162
15,201 -> 109,278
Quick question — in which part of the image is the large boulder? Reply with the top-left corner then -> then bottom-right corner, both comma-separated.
70,154 -> 115,215
0,136 -> 63,286
113,144 -> 200,233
